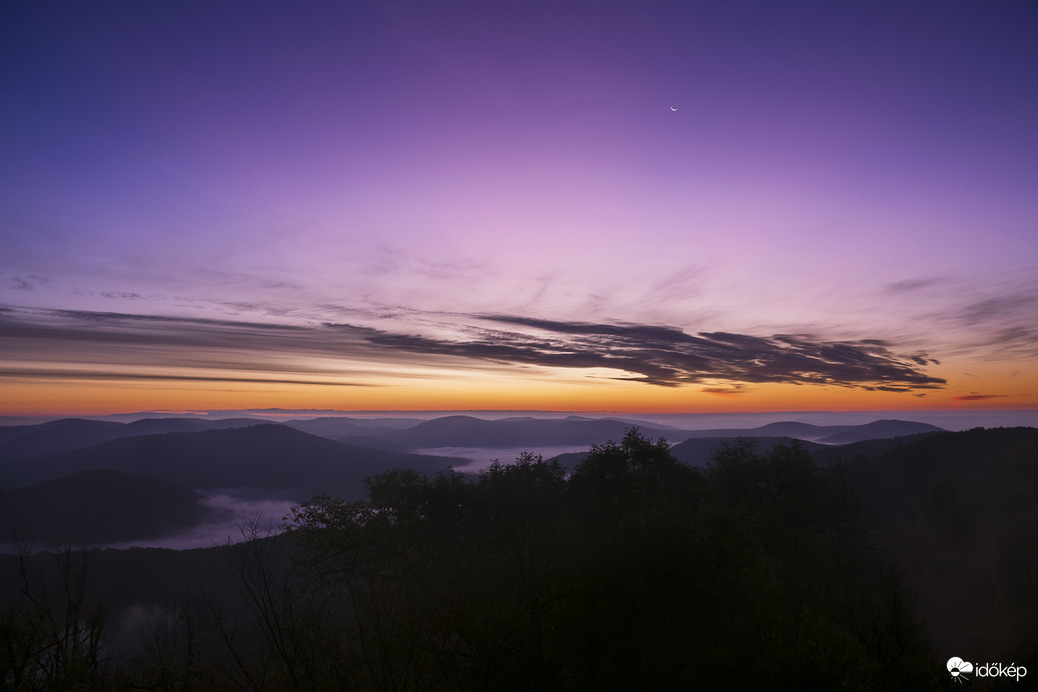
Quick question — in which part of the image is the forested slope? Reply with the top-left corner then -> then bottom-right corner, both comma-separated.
3,426 -> 1035,690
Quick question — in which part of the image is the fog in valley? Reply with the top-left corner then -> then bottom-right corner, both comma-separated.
415,445 -> 592,474
96,494 -> 297,552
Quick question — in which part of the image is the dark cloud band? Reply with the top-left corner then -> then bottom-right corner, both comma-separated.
0,305 -> 946,392
953,394 -> 1010,401
369,314 -> 945,390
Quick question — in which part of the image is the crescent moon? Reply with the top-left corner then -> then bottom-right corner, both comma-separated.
670,106 -> 678,112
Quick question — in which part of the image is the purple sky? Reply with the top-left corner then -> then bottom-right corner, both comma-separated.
2,1 -> 1037,414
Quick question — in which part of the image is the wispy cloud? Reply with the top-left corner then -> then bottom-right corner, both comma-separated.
365,314 -> 946,390
0,306 -> 387,385
10,275 -> 49,291
886,277 -> 947,293
701,386 -> 748,397
0,305 -> 946,392
881,272 -> 1038,361
0,369 -> 370,387
955,287 -> 1038,358
952,394 -> 1012,402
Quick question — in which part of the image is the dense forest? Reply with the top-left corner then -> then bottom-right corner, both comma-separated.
2,427 -> 1037,690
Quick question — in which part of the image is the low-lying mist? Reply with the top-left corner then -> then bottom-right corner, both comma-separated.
102,493 -> 297,551
414,445 -> 590,473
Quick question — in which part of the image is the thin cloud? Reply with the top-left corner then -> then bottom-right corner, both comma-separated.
887,277 -> 947,293
10,275 -> 48,291
925,276 -> 1038,358
0,305 -> 947,392
0,305 -> 512,384
952,394 -> 1012,401
959,293 -> 1038,324
701,386 -> 748,397
0,369 -> 371,387
370,314 -> 946,390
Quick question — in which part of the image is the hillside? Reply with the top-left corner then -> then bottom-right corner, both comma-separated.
393,415 -> 684,449
679,419 -> 944,443
0,470 -> 228,546
842,427 -> 1038,657
1,424 -> 460,501
2,423 -> 1036,689
0,417 -> 262,463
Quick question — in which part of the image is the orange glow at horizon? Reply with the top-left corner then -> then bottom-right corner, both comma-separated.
3,363 -> 1035,417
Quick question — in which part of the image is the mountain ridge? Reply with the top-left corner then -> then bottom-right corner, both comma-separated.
0,424 -> 461,501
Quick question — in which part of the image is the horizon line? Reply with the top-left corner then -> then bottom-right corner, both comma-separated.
2,406 -> 1036,427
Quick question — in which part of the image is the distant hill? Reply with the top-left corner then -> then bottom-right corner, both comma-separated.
815,419 -> 946,443
0,417 -> 263,463
1,416 -> 949,463
0,469 -> 228,546
336,435 -> 411,452
679,419 -> 945,444
121,417 -> 261,436
1,424 -> 460,501
0,418 -> 123,453
552,428 -> 943,471
392,415 -> 684,449
282,416 -> 426,441
552,437 -> 825,471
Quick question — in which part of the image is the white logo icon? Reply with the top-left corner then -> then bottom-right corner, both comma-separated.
948,657 -> 973,683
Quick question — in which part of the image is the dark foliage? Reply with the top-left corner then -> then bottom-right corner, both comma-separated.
1,547 -> 106,691
845,427 -> 1038,659
0,470 -> 222,546
9,426 -> 1037,690
244,430 -> 937,690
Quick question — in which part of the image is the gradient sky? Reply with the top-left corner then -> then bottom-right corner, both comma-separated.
2,0 -> 1036,416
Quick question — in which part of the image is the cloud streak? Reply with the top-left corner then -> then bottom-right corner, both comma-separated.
366,314 -> 946,390
952,394 -> 1012,402
908,274 -> 1038,359
0,305 -> 946,392
0,369 -> 371,387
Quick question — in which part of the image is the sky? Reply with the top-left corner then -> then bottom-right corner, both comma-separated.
2,0 -> 1037,417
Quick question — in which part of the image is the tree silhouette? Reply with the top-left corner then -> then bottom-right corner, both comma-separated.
1,427 -> 960,690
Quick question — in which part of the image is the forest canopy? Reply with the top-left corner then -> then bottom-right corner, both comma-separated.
7,427 -> 1038,690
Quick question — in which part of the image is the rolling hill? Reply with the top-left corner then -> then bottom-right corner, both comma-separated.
1,424 -> 460,501
678,419 -> 945,443
0,416 -> 264,463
